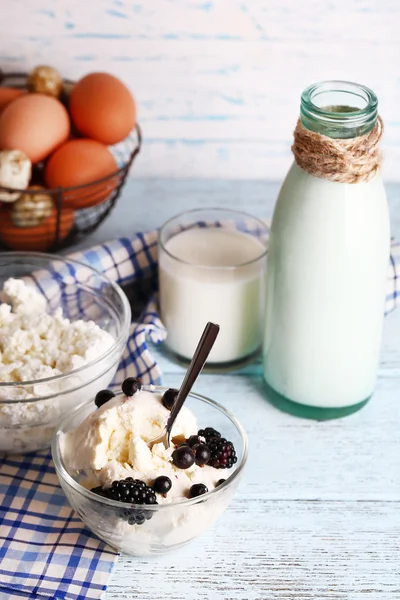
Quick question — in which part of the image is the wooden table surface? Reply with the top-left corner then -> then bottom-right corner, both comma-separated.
95,180 -> 399,599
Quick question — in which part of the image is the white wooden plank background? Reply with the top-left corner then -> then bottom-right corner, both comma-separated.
1,0 -> 400,180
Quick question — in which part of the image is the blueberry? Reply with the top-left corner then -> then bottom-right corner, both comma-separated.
162,388 -> 178,410
122,377 -> 142,397
190,483 -> 208,498
172,445 -> 195,469
95,389 -> 115,408
193,443 -> 211,466
152,476 -> 172,495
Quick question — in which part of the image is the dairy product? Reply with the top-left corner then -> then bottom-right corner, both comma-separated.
263,163 -> 390,410
0,278 -> 114,393
62,390 -> 225,501
0,278 -> 117,452
60,388 -> 239,554
159,226 -> 266,363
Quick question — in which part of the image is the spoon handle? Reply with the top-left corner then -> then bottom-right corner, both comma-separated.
166,322 -> 220,437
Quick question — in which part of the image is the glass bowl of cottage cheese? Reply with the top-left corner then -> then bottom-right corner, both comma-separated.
52,385 -> 248,555
0,252 -> 131,453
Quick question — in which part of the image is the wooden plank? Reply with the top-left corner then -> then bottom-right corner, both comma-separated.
106,499 -> 400,600
81,179 -> 400,245
3,0 -> 400,42
148,371 -> 400,502
2,1 -> 400,179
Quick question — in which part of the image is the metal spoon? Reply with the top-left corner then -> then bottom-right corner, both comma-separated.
148,322 -> 220,449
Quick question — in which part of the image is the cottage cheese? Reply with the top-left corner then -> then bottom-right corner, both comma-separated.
0,278 -> 118,452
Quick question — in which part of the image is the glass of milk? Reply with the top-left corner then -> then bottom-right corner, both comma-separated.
159,208 -> 268,366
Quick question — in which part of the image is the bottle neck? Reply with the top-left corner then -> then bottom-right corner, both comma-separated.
300,81 -> 378,139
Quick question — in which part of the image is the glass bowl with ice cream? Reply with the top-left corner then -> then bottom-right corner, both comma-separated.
0,252 -> 131,453
52,380 -> 248,555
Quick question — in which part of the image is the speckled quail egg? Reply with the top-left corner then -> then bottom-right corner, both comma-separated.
11,186 -> 54,227
27,65 -> 63,98
0,149 -> 31,202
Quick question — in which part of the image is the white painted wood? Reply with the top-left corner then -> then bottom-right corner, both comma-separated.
77,179 -> 400,244
1,1 -> 400,179
94,179 -> 400,599
106,501 -> 400,599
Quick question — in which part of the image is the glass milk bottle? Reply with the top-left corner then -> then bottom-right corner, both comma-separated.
263,81 -> 390,419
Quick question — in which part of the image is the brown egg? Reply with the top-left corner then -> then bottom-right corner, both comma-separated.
27,65 -> 63,98
0,94 -> 70,163
45,138 -> 118,209
69,72 -> 136,145
0,204 -> 74,251
0,88 -> 26,114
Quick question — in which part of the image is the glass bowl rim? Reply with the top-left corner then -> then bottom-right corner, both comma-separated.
158,207 -> 269,270
51,385 -> 248,510
0,250 -> 131,401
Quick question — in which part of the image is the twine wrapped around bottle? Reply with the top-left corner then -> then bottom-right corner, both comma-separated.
291,116 -> 383,184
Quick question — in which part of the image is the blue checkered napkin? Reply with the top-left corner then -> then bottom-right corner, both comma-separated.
67,232 -> 167,386
0,451 -> 117,600
387,242 -> 400,312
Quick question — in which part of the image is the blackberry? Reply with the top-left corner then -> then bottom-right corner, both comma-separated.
162,388 -> 178,410
193,443 -> 211,466
197,427 -> 237,469
198,427 -> 221,439
216,478 -> 226,487
189,483 -> 208,498
90,485 -> 109,498
122,377 -> 142,397
153,475 -> 172,495
91,477 -> 157,526
186,435 -> 200,448
94,389 -> 115,408
107,478 -> 157,504
172,445 -> 195,469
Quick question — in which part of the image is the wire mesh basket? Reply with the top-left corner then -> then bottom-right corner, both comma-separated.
0,70 -> 142,251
